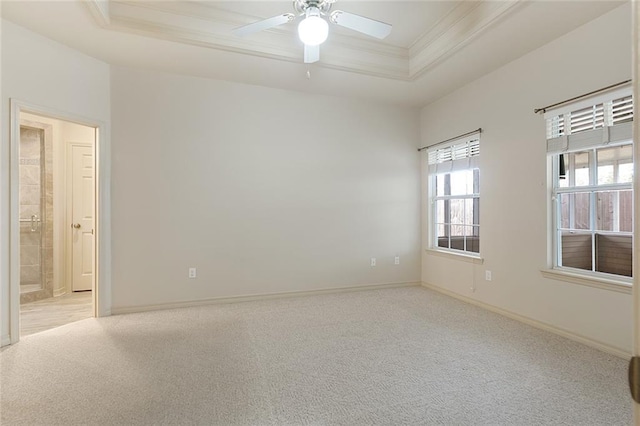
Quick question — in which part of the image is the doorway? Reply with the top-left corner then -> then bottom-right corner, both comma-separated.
16,111 -> 97,337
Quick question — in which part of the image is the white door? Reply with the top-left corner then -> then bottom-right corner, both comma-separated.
71,145 -> 94,292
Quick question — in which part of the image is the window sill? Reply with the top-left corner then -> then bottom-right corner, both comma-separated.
540,268 -> 632,294
425,249 -> 484,265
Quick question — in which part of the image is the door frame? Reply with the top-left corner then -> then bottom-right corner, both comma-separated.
8,99 -> 111,344
633,2 -> 640,422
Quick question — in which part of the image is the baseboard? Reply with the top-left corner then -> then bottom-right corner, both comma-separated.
53,288 -> 66,298
421,282 -> 630,360
111,281 -> 421,315
1,334 -> 11,347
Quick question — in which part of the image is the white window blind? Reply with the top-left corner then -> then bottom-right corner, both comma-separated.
427,132 -> 480,174
545,86 -> 633,154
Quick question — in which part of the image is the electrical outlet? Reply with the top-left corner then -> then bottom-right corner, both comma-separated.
485,270 -> 492,281
189,267 -> 197,279
370,258 -> 376,267
394,256 -> 400,265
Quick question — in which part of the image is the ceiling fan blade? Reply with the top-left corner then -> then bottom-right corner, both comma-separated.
304,44 -> 319,63
330,10 -> 392,39
233,13 -> 295,37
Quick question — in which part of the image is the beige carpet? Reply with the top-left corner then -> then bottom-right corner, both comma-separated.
0,286 -> 631,425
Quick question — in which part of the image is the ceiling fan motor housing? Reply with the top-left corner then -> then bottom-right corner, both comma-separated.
294,0 -> 334,16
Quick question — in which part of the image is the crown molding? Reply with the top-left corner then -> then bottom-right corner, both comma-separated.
85,0 -> 111,27
86,0 -> 525,81
408,0 -> 523,79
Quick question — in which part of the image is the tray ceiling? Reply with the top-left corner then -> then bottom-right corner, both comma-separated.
1,1 -> 626,106
88,0 -> 525,80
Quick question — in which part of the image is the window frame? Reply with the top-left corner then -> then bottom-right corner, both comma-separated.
551,144 -> 633,281
426,134 -> 481,258
430,170 -> 480,255
544,87 -> 634,285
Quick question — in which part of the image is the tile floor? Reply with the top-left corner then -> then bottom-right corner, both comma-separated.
20,291 -> 93,337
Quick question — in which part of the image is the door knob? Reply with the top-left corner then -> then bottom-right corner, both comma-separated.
72,223 -> 81,229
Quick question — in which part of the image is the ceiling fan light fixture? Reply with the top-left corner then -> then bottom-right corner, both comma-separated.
298,7 -> 328,46
233,1 -> 392,64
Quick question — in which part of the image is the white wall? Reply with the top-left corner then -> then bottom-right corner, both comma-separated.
420,4 -> 633,354
110,67 -> 421,310
1,20 -> 111,343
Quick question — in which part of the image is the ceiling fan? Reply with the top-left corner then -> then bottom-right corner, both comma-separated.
232,0 -> 392,64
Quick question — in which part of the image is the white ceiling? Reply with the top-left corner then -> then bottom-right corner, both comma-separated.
1,1 -> 625,106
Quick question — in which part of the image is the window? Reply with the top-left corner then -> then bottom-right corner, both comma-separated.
428,133 -> 480,255
547,88 -> 633,279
